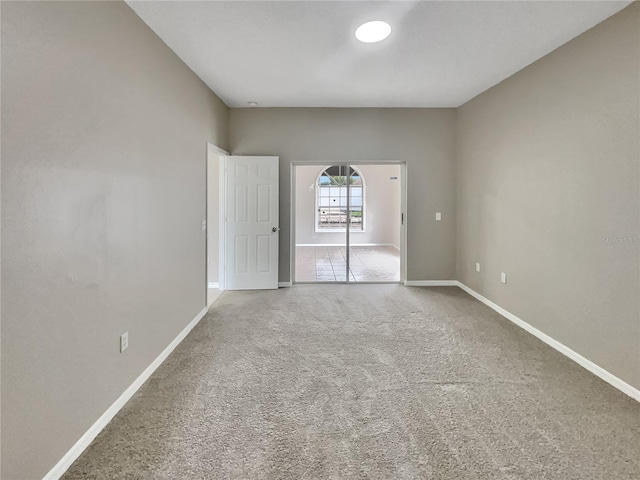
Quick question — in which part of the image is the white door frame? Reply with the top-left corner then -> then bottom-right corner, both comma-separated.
205,142 -> 229,302
290,161 -> 407,285
218,152 -> 227,291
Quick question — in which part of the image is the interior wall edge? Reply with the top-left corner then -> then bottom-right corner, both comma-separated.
229,108 -> 458,283
42,306 -> 211,480
455,282 -> 640,402
454,2 -> 639,393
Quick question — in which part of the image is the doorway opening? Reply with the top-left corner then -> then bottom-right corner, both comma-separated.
206,143 -> 227,307
292,163 -> 405,283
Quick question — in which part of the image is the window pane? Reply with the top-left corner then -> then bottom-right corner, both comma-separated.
316,165 -> 365,231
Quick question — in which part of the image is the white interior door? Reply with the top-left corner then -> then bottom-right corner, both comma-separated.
225,156 -> 279,290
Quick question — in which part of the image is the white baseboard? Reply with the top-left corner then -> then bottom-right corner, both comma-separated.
456,281 -> 640,403
43,306 -> 209,480
404,280 -> 458,287
207,282 -> 219,289
207,289 -> 224,309
296,243 -> 396,247
278,281 -> 292,288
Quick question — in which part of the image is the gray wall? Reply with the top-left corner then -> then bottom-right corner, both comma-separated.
230,108 -> 457,282
2,2 -> 637,479
1,2 -> 229,479
456,3 -> 640,390
295,164 -> 401,247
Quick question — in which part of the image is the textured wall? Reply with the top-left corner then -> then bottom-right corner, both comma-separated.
1,2 -> 229,478
456,3 -> 640,389
231,108 -> 457,282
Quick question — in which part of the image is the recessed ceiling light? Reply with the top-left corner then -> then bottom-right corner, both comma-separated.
247,101 -> 258,107
355,21 -> 391,43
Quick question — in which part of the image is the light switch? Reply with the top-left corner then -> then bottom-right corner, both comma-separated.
120,332 -> 129,353
436,212 -> 442,221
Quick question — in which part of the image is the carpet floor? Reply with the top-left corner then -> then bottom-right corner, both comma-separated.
64,285 -> 639,479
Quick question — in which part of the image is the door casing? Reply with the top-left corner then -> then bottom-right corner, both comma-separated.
205,142 -> 228,303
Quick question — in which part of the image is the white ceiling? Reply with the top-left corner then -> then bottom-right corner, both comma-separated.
127,1 -> 632,108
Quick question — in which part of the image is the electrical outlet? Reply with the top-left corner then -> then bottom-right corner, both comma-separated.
475,263 -> 480,272
501,272 -> 507,284
120,332 -> 129,353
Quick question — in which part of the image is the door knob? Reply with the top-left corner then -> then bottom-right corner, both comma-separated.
272,227 -> 280,233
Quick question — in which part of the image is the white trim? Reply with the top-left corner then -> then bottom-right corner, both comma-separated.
290,163 -> 296,287
456,281 -> 640,403
400,163 -> 407,284
404,280 -> 459,287
291,160 -> 405,166
278,281 -> 292,288
218,154 -> 227,291
206,142 -> 229,156
205,143 -> 226,302
295,243 -> 397,248
207,282 -> 219,289
43,307 -> 209,480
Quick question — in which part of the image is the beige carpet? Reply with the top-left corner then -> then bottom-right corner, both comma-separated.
64,285 -> 639,479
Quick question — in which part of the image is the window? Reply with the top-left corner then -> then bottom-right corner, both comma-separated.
315,165 -> 365,232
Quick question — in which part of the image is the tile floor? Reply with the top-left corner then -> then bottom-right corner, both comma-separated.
295,245 -> 400,282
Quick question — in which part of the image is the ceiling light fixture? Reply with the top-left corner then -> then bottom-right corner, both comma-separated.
247,101 -> 258,107
355,21 -> 391,43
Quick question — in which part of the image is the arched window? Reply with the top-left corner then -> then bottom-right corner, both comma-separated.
315,165 -> 365,232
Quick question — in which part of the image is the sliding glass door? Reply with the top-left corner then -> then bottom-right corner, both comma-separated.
294,163 -> 401,283
317,165 -> 349,281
